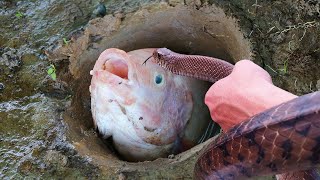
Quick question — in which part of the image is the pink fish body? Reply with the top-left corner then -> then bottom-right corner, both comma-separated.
90,48 -> 211,161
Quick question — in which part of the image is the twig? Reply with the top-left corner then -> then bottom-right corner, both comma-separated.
265,64 -> 278,74
299,28 -> 307,41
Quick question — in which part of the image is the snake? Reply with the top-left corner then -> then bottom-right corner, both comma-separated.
150,48 -> 320,179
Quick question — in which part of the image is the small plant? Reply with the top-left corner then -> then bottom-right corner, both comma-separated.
64,94 -> 72,100
15,11 -> 24,19
47,64 -> 57,81
265,64 -> 278,74
278,60 -> 288,75
63,38 -> 70,45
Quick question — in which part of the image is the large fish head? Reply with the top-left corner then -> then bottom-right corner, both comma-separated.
90,48 -> 193,160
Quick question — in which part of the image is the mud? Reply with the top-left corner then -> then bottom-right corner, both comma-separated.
1,0 -> 319,179
211,0 -> 320,95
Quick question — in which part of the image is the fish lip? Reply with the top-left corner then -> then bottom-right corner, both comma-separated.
103,57 -> 130,80
91,48 -> 132,82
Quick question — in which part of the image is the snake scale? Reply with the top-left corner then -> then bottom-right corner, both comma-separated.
150,48 -> 320,180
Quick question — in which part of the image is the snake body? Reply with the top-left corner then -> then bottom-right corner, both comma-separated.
150,48 -> 234,83
152,48 -> 320,179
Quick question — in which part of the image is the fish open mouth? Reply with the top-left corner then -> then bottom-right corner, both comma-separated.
103,58 -> 129,79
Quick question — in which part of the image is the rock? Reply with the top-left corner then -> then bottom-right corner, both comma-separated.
168,154 -> 175,159
270,33 -> 286,44
44,150 -> 68,167
118,173 -> 126,180
93,3 -> 106,17
0,47 -> 22,71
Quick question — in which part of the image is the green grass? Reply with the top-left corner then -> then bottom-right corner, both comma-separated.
278,60 -> 288,75
47,64 -> 56,81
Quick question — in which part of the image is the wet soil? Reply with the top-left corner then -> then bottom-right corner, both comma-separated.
0,0 -> 319,179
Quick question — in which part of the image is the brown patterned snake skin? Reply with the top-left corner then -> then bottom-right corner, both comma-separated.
150,48 -> 320,179
148,48 -> 234,83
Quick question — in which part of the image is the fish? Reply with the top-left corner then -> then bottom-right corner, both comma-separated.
89,48 -> 212,161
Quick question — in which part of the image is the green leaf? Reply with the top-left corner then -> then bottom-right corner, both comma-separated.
15,11 -> 23,18
47,68 -> 54,75
63,38 -> 70,45
50,72 -> 57,81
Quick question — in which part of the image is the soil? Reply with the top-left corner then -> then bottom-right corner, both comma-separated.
0,0 -> 319,179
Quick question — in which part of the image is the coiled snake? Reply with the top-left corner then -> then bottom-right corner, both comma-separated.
149,48 -> 320,180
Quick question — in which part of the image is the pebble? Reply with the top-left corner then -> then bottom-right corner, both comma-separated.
0,83 -> 5,91
93,3 -> 106,17
118,173 -> 126,180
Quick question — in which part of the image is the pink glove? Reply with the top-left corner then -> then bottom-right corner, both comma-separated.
205,60 -> 297,131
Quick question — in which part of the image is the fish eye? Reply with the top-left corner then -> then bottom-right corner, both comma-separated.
154,74 -> 164,85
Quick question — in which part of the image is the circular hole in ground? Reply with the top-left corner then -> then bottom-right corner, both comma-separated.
59,2 -> 251,177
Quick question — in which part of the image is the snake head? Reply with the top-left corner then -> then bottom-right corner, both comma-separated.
153,48 -> 174,65
142,48 -> 172,66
